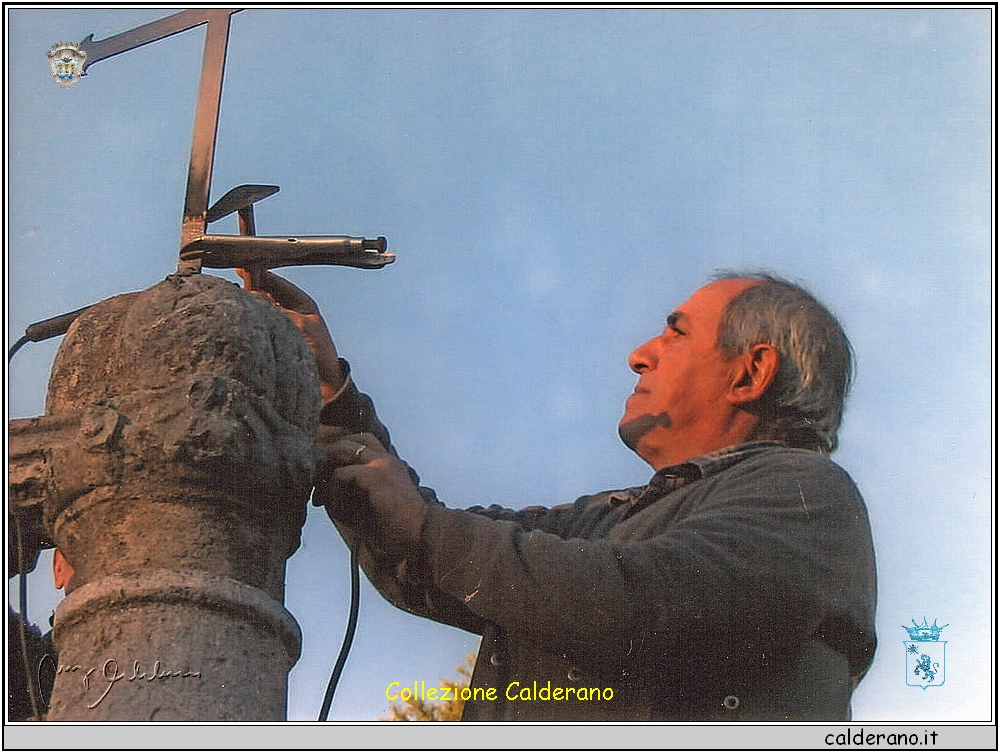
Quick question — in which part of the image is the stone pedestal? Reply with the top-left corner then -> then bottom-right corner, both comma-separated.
9,273 -> 320,720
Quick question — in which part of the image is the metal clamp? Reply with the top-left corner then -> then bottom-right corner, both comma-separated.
180,184 -> 395,277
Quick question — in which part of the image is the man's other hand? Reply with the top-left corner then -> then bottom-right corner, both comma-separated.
236,269 -> 346,403
315,430 -> 429,550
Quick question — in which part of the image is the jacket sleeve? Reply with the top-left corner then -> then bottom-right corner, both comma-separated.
418,451 -> 876,680
318,361 -> 488,635
319,359 -> 393,449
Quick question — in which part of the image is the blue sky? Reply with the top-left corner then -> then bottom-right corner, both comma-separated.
7,8 -> 993,722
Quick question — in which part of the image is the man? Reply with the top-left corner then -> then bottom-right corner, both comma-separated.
246,271 -> 877,721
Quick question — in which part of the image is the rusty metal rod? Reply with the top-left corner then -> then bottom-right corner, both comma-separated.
179,10 -> 237,272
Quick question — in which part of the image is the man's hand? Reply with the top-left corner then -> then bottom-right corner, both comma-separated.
315,430 -> 429,551
236,269 -> 345,402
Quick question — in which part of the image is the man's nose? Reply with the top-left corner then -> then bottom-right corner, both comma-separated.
628,339 -> 657,374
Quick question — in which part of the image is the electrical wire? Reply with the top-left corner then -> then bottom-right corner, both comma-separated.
318,546 -> 360,721
14,516 -> 42,720
8,334 -> 30,361
10,341 -> 43,718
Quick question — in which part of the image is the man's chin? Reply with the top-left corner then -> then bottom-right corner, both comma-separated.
618,412 -> 673,452
618,420 -> 639,451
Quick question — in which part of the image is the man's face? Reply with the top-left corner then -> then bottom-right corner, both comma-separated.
619,278 -> 758,470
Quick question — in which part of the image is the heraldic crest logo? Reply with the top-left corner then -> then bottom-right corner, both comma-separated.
903,617 -> 947,690
46,42 -> 86,88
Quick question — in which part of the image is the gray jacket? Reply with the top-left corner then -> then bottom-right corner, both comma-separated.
321,372 -> 877,721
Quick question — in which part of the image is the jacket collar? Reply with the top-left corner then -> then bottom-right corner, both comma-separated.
620,441 -> 785,515
659,440 -> 785,482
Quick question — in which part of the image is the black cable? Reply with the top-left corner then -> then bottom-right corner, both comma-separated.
14,516 -> 42,720
318,546 -> 360,721
10,331 -> 42,717
8,335 -> 30,361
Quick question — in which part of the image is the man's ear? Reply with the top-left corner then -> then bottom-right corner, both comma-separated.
728,343 -> 780,405
53,548 -> 75,592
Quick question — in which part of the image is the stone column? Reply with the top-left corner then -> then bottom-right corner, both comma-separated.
9,273 -> 320,720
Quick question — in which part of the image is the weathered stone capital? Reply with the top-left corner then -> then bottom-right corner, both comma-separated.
10,273 -> 323,719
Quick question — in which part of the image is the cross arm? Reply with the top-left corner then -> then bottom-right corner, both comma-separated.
78,8 -> 241,72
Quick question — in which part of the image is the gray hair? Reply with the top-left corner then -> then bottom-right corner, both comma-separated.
712,271 -> 854,453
